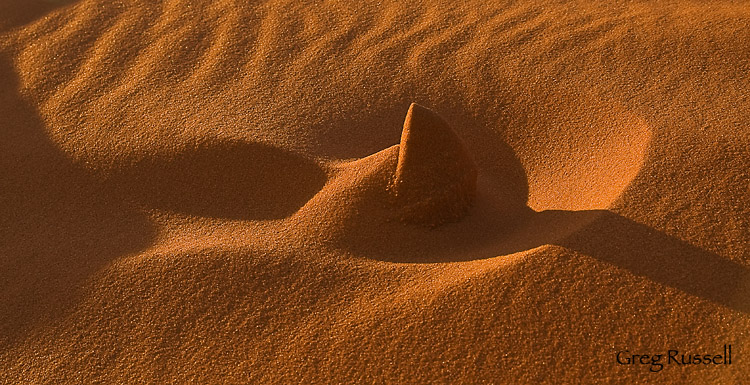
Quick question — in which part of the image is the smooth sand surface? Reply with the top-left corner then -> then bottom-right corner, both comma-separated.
1,0 -> 748,383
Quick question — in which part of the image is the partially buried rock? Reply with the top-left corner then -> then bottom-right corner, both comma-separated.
389,103 -> 478,226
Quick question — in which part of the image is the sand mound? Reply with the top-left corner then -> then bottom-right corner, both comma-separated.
1,0 -> 748,383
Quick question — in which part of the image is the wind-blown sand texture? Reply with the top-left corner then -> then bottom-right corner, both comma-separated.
1,0 -> 748,383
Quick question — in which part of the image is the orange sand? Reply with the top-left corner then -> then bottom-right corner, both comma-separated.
1,0 -> 748,383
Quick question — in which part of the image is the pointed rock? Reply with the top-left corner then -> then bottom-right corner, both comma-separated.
389,103 -> 478,226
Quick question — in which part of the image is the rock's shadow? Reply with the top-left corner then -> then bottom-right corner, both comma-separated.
556,210 -> 750,314
368,198 -> 749,314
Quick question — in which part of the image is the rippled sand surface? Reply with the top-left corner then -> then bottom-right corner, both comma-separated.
1,1 -> 748,383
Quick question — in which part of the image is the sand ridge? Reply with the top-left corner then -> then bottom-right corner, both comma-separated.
1,0 -> 748,383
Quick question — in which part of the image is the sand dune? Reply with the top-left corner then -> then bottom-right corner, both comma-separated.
1,0 -> 748,383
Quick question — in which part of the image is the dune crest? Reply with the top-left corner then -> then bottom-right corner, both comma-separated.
389,103 -> 478,226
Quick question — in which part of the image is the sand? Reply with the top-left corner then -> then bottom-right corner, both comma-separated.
1,0 -> 748,383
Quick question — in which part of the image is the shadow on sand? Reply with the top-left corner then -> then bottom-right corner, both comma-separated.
0,2 -> 154,347
0,1 -> 329,348
0,0 -> 76,30
104,139 -> 327,220
357,105 -> 749,314
547,210 -> 749,314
